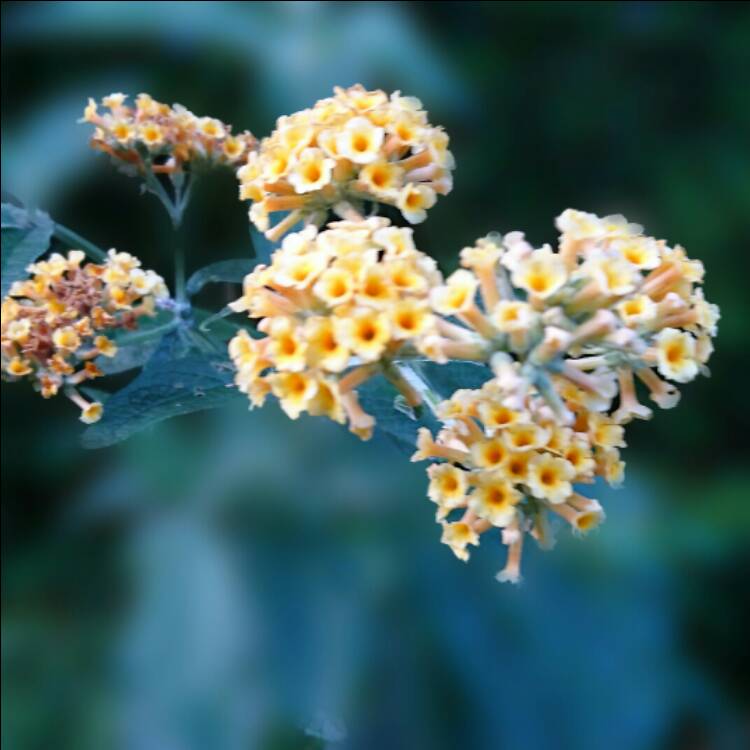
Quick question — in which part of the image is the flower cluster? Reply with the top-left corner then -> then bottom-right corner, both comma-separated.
434,209 -> 719,417
227,217 -> 446,439
412,358 -> 624,582
2,249 -> 169,422
237,85 -> 454,241
81,92 -> 257,173
408,209 -> 718,580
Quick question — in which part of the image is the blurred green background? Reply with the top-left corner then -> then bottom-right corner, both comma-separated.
2,2 -> 749,749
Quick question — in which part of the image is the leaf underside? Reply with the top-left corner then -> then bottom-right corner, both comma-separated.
82,329 -> 243,449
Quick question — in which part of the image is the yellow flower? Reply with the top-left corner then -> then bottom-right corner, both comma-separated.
102,92 -> 127,110
288,147 -> 334,193
586,413 -> 626,449
335,308 -> 391,362
359,160 -> 403,195
278,121 -> 315,155
198,117 -> 226,139
511,246 -> 567,299
562,438 -> 596,477
491,300 -> 537,333
616,295 -> 657,327
596,447 -> 625,487
313,266 -> 356,306
274,251 -> 328,290
373,226 -> 416,258
470,437 -> 509,470
504,451 -> 532,483
6,357 -> 33,377
94,336 -> 118,358
5,318 -> 31,343
583,252 -> 641,296
307,377 -> 346,424
396,183 -> 436,224
655,327 -> 698,383
469,476 -> 520,527
527,453 -> 575,504
477,401 -> 522,432
503,422 -> 550,452
429,269 -> 478,315
52,327 -> 82,352
610,237 -> 661,270
440,521 -> 479,562
427,463 -> 468,518
80,401 -> 104,424
305,317 -> 350,373
356,265 -> 397,308
336,116 -> 384,164
222,136 -> 246,161
111,121 -> 135,144
139,122 -> 164,147
266,318 -> 308,372
81,97 -> 99,123
389,299 -> 433,340
268,371 -> 317,419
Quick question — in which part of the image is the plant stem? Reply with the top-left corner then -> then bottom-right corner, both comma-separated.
141,167 -> 194,304
393,361 -> 443,417
53,223 -> 108,262
173,225 -> 187,304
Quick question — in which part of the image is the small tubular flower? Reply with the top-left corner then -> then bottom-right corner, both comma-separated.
2,248 -> 169,422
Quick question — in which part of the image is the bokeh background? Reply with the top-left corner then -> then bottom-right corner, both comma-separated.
2,2 -> 749,748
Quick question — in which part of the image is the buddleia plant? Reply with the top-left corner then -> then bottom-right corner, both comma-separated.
1,85 -> 718,583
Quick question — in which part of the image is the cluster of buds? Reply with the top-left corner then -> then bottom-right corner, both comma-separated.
236,85 -> 454,241
2,249 -> 169,423
81,92 -> 257,173
227,217 -> 446,439
408,208 -> 718,580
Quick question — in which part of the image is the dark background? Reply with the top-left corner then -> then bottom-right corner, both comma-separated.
2,2 -> 749,749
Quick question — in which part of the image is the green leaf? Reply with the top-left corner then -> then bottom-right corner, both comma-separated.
1,202 -> 54,297
82,329 -> 242,449
186,259 -> 253,297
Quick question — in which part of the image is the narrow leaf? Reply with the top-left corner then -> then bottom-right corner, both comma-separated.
186,259 -> 253,297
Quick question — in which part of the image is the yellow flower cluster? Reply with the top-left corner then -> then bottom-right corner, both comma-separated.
81,92 -> 257,172
412,359 -> 624,582
407,209 -> 718,580
227,217 -> 445,439
435,209 -> 719,416
236,85 -> 454,241
1,249 -> 169,422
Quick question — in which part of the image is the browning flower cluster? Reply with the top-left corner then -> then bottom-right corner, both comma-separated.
236,85 -> 454,241
2,249 -> 169,422
81,92 -> 257,173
